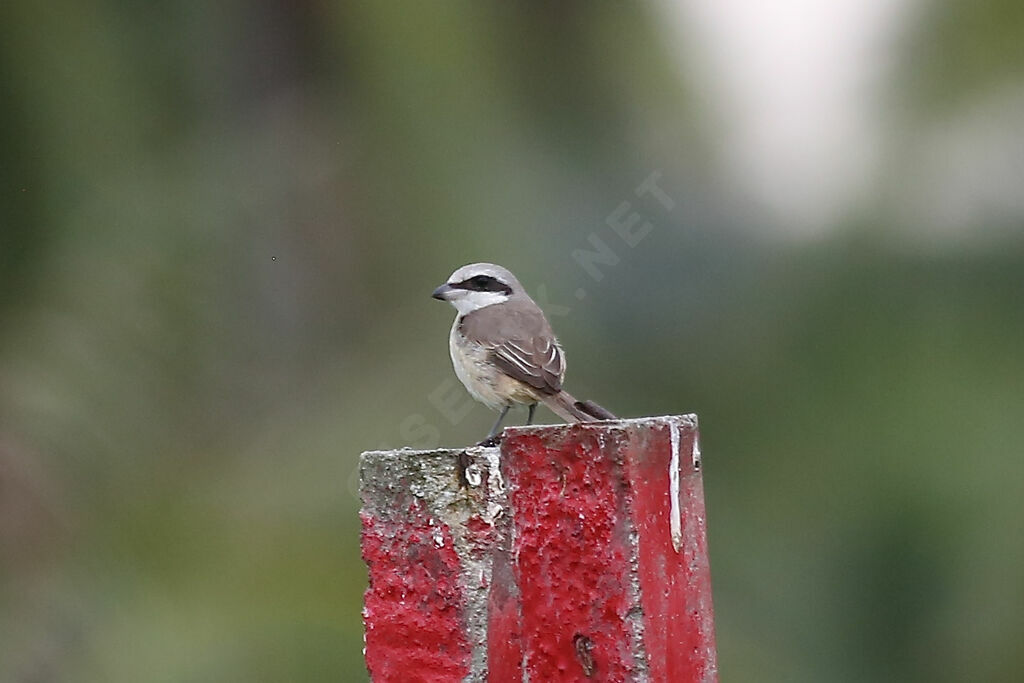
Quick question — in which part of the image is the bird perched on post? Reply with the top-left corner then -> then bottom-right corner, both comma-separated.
432,263 -> 615,445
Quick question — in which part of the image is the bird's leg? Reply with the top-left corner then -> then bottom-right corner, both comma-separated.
477,405 -> 510,447
489,405 -> 510,437
527,403 -> 537,425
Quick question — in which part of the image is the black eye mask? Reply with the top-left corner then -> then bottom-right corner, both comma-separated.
457,275 -> 512,296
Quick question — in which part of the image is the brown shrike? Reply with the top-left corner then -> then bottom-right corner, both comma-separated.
432,263 -> 614,444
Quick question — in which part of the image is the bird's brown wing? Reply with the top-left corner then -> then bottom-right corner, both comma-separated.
490,337 -> 564,395
459,303 -> 565,395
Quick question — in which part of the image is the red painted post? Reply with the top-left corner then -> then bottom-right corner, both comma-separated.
360,415 -> 717,682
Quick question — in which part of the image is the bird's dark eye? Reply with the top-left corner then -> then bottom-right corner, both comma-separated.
470,275 -> 494,288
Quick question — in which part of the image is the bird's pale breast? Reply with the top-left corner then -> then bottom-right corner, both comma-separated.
449,321 -> 540,410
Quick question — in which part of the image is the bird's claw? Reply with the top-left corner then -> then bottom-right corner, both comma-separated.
476,435 -> 502,448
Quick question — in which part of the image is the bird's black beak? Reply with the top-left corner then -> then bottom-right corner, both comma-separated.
431,283 -> 454,300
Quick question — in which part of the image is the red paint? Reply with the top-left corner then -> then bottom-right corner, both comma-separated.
487,548 -> 524,682
464,514 -> 498,560
625,424 -> 718,682
500,429 -> 638,681
361,500 -> 471,683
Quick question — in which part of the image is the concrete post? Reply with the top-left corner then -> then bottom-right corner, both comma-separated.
360,415 -> 717,682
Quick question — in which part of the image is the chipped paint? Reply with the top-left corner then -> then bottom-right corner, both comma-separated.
360,446 -> 504,682
670,421 -> 683,553
465,462 -> 483,487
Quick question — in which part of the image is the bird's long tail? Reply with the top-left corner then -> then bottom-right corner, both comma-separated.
542,391 -> 617,423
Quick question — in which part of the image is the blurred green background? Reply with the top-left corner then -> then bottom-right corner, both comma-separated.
2,1 -> 1023,681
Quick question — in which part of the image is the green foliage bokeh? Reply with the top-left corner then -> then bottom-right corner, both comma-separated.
2,2 -> 1023,681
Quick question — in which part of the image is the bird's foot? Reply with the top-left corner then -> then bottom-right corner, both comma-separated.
476,434 -> 502,448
